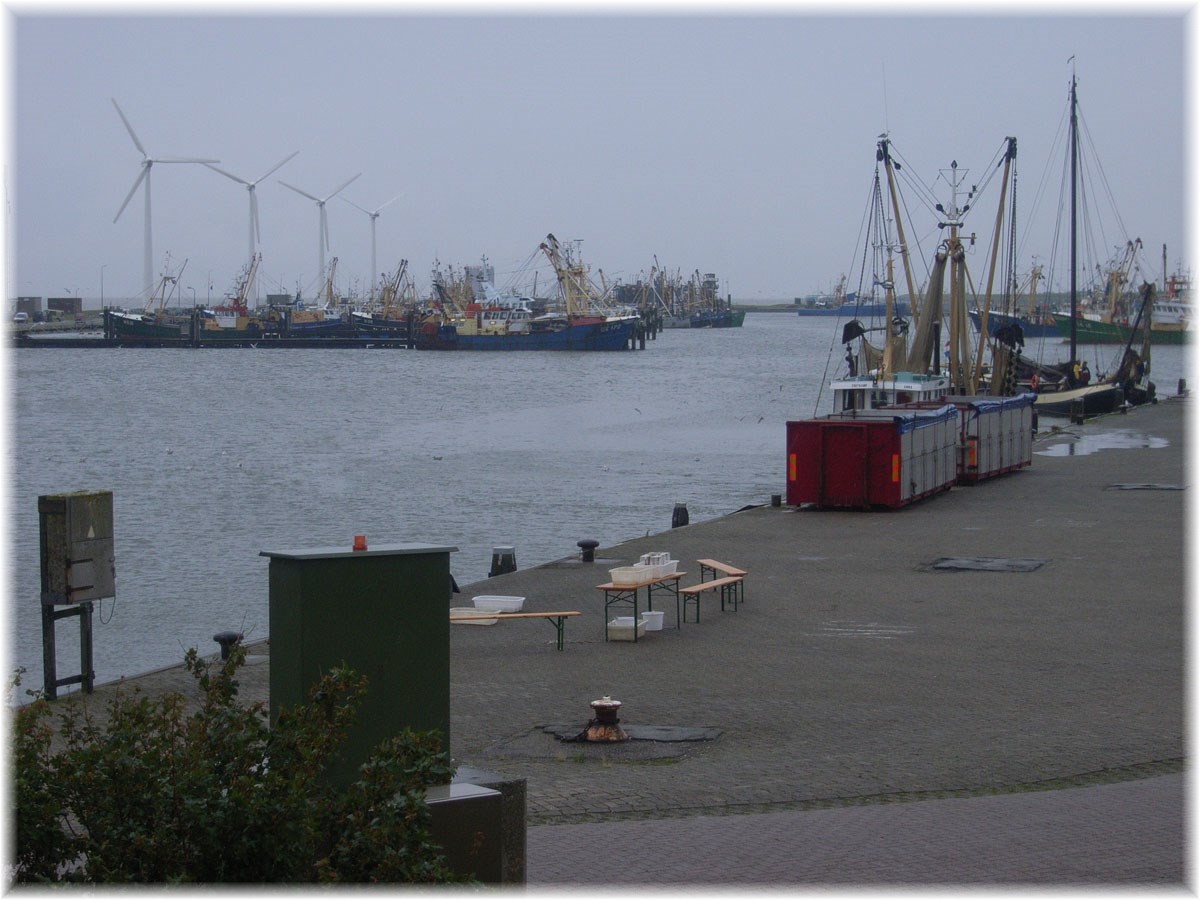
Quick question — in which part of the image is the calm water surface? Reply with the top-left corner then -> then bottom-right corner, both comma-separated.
9,313 -> 1189,691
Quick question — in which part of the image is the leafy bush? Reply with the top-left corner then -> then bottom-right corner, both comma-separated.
10,646 -> 465,884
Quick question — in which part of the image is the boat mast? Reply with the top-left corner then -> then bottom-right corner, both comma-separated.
1069,70 -> 1078,365
878,137 -> 919,324
940,159 -> 972,393
1027,264 -> 1042,317
971,136 -> 1018,393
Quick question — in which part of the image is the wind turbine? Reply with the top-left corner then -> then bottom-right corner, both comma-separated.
111,98 -> 219,299
204,151 -> 299,263
279,173 -> 361,287
343,193 -> 400,299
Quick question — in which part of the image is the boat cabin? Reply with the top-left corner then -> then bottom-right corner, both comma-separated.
830,371 -> 951,413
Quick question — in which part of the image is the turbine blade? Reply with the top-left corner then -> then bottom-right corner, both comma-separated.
111,98 -> 147,157
375,194 -> 401,214
280,180 -> 321,203
322,172 -> 361,202
114,166 -> 148,222
341,196 -> 371,215
155,156 -> 220,164
253,150 -> 299,186
204,163 -> 250,185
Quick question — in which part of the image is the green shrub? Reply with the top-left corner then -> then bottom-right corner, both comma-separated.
10,646 -> 465,885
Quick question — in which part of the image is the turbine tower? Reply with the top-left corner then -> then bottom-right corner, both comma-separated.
204,151 -> 299,263
111,98 -> 219,298
279,173 -> 361,286
343,193 -> 400,299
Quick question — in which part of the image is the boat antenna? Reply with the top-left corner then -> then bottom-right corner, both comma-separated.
881,61 -> 890,134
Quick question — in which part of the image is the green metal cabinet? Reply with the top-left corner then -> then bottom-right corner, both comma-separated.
262,543 -> 457,788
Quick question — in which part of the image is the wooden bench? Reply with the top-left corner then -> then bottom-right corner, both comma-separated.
679,576 -> 743,623
449,611 -> 580,651
697,558 -> 748,605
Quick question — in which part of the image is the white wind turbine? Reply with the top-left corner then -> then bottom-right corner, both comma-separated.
204,151 -> 299,263
279,173 -> 361,287
111,98 -> 219,299
343,193 -> 400,299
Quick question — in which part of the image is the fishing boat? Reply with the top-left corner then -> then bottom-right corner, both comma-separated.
797,277 -> 910,319
1031,72 -> 1152,415
415,238 -> 640,351
104,257 -> 192,344
105,308 -> 189,342
348,259 -> 416,339
968,265 -> 1058,338
1050,311 -> 1188,345
193,254 -> 274,344
622,265 -> 739,328
272,304 -> 344,337
787,134 -> 1040,510
1049,251 -> 1191,345
264,257 -> 347,337
824,134 -> 1043,415
687,272 -> 744,327
819,135 -> 1018,414
415,310 -> 634,351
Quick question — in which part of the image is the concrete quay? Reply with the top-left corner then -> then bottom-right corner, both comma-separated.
44,397 -> 1188,885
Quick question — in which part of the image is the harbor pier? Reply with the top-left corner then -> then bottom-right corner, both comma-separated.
29,398 -> 1187,885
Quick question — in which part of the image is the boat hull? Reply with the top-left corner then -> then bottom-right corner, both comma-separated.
690,309 -> 745,328
105,311 -> 190,343
1050,314 -> 1188,345
1033,382 -> 1125,417
416,317 -> 636,351
969,309 -> 1059,338
796,301 -> 910,318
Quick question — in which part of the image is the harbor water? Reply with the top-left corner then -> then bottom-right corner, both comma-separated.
9,313 -> 1190,692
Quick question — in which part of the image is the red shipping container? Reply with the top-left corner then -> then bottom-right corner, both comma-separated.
786,405 -> 959,509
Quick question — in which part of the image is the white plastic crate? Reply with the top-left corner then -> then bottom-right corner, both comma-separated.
472,595 -> 525,612
609,566 -> 644,587
608,617 -> 647,641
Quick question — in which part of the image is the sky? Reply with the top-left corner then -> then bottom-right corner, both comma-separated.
3,2 -> 1193,306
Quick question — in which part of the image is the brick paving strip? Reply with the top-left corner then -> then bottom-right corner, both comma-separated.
526,773 -> 1184,885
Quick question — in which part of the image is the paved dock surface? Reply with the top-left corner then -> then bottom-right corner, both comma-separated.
527,772 -> 1183,885
45,397 -> 1188,886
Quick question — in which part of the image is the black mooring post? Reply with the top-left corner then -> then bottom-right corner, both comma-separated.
79,601 -> 95,694
41,603 -> 56,700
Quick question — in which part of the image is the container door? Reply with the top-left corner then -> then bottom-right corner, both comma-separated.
820,424 -> 870,508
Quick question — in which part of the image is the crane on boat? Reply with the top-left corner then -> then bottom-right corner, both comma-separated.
143,257 -> 187,315
540,233 -> 596,318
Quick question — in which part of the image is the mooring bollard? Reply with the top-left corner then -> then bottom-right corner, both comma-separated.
489,545 -> 516,577
671,503 -> 689,528
1070,398 -> 1085,425
213,631 -> 243,660
577,539 -> 599,563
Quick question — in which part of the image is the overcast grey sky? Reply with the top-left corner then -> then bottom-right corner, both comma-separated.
6,3 -> 1192,304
